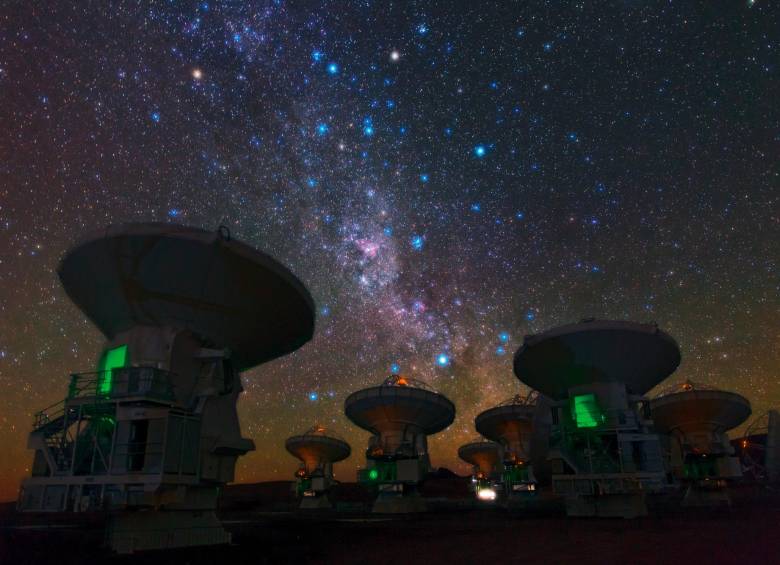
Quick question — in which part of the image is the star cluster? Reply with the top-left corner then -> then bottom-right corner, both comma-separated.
0,2 -> 777,498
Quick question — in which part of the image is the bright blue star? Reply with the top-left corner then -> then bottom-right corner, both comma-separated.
417,24 -> 428,35
150,111 -> 161,123
474,145 -> 486,158
470,203 -> 481,212
233,33 -> 241,42
362,117 -> 374,137
444,127 -> 452,136
436,353 -> 450,367
311,50 -> 324,62
386,99 -> 395,109
543,42 -> 553,52
307,178 -> 318,188
363,118 -> 374,136
411,235 -> 424,250
320,306 -> 330,316
316,123 -> 328,136
390,363 -> 401,373
308,392 -> 319,401
383,226 -> 393,236
327,62 -> 339,74
516,211 -> 525,220
496,346 -> 506,356
167,208 -> 180,218
420,173 -> 429,183
567,132 -> 578,142
499,332 -> 510,343
526,311 -> 536,321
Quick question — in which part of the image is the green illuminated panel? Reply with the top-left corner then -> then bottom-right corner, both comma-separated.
571,394 -> 602,428
296,478 -> 312,496
97,345 -> 128,395
683,457 -> 717,480
504,465 -> 530,484
368,468 -> 379,480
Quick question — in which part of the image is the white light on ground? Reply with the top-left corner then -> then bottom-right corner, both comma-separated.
477,488 -> 497,501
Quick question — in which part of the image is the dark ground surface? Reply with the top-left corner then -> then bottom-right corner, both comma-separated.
2,480 -> 780,564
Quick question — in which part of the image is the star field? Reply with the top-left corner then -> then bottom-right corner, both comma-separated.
0,2 -> 778,499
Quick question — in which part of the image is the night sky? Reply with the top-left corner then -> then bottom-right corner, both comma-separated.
1,2 -> 778,501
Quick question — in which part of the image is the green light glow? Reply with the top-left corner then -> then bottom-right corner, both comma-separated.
684,456 -> 717,480
571,394 -> 602,428
359,462 -> 396,484
504,465 -> 529,484
97,345 -> 128,395
296,478 -> 312,497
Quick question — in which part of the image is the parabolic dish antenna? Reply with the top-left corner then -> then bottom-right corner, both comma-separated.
58,223 -> 315,371
344,375 -> 455,436
514,319 -> 681,399
285,426 -> 351,469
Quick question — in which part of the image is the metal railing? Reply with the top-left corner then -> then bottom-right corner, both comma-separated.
33,400 -> 68,429
32,367 -> 176,430
67,367 -> 176,402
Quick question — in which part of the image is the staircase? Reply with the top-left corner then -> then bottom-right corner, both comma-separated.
28,368 -> 172,478
31,398 -> 115,476
30,401 -> 75,474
